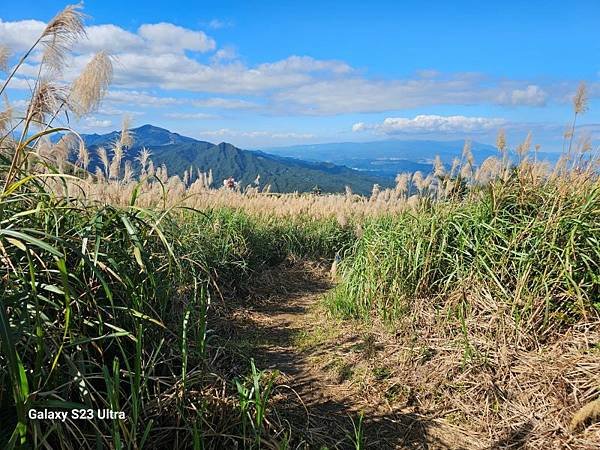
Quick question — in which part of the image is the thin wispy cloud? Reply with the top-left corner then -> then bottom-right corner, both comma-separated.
207,19 -> 233,29
353,115 -> 507,135
200,128 -> 315,140
165,112 -> 219,120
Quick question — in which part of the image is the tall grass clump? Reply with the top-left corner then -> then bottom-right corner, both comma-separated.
173,208 -> 354,298
329,132 -> 600,341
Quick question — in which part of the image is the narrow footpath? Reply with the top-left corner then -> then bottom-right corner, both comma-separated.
227,262 -> 476,449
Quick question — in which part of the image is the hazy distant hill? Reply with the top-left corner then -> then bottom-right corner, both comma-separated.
82,125 -> 392,195
264,139 -> 562,176
264,139 -> 498,176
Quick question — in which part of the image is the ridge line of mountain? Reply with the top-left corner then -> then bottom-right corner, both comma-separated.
80,124 -> 394,195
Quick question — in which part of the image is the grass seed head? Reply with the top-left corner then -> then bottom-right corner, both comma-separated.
27,80 -> 67,124
41,3 -> 86,73
573,81 -> 588,115
69,51 -> 112,116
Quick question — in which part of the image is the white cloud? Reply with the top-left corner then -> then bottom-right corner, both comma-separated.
273,77 -> 485,114
496,85 -> 548,106
0,19 -> 215,57
0,19 -> 45,52
207,19 -> 233,30
200,128 -> 315,140
137,23 -> 215,53
104,90 -> 260,112
258,56 -> 351,75
1,15 -> 560,118
106,90 -> 180,106
191,97 -> 259,109
165,112 -> 218,120
1,76 -> 34,90
211,46 -> 238,63
352,122 -> 367,132
77,24 -> 144,53
272,78 -> 555,115
354,115 -> 507,135
97,106 -> 144,117
83,117 -> 113,128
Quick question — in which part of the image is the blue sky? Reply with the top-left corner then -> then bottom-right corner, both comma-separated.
2,0 -> 600,150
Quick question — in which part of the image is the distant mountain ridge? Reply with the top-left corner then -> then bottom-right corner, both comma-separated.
81,125 -> 392,195
264,139 -> 499,176
83,124 -> 199,147
264,139 -> 562,176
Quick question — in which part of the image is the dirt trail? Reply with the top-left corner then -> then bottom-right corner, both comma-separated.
229,262 -> 476,449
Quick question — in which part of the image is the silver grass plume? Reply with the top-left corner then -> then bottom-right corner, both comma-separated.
41,4 -> 86,74
475,156 -> 502,184
76,140 -> 89,170
123,160 -> 133,183
42,5 -> 86,65
412,171 -> 425,194
136,147 -> 151,174
69,51 -> 112,116
147,160 -> 155,177
450,157 -> 460,177
94,166 -> 105,183
52,133 -> 76,172
516,132 -> 532,161
460,141 -> 473,180
96,146 -> 109,177
370,183 -> 381,201
0,96 -> 13,134
423,174 -> 433,192
573,81 -> 588,115
459,161 -> 472,180
35,135 -> 53,160
394,172 -> 410,197
433,155 -> 445,178
109,142 -> 123,179
119,116 -> 133,149
27,80 -> 67,124
158,163 -> 168,182
462,140 -> 474,166
496,128 -> 507,154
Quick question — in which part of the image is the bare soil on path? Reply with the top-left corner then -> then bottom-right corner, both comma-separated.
224,261 -> 477,449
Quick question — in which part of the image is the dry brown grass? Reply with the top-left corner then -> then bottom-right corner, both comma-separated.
299,291 -> 600,449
